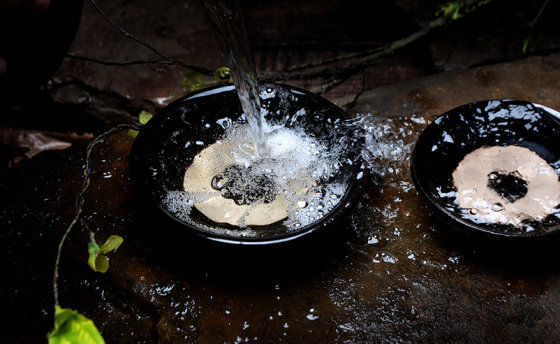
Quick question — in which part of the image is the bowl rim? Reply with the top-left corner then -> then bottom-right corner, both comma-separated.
131,82 -> 363,245
410,99 -> 560,241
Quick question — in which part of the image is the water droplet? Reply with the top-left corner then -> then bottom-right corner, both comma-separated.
367,236 -> 379,244
492,203 -> 504,212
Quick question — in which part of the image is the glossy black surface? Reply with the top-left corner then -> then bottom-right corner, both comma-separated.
410,100 -> 560,240
130,83 -> 361,245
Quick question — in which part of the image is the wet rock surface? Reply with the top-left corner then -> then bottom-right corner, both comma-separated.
3,53 -> 560,343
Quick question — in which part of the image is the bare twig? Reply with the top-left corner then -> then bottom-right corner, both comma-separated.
90,0 -> 167,60
288,0 -> 495,95
311,75 -> 352,95
66,53 -> 214,75
522,0 -> 550,53
284,48 -> 383,73
533,0 -> 550,24
88,0 -> 214,76
342,70 -> 367,111
262,0 -> 494,83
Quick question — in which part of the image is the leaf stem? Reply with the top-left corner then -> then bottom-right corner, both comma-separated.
532,0 -> 550,27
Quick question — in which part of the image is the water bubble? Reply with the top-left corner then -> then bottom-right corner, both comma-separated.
313,188 -> 325,199
216,117 -> 232,129
492,203 -> 504,212
211,174 -> 226,190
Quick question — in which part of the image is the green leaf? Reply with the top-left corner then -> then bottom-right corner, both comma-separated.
87,242 -> 101,272
522,35 -> 530,53
128,110 -> 152,139
435,1 -> 462,20
48,306 -> 105,344
100,235 -> 123,254
94,255 -> 109,273
214,67 -> 231,82
127,129 -> 139,139
182,70 -> 207,90
87,236 -> 124,273
139,110 -> 153,125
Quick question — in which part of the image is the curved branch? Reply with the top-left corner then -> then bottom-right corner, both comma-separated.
261,0 -> 494,82
80,0 -> 494,88
65,53 -> 214,75
89,0 -> 214,76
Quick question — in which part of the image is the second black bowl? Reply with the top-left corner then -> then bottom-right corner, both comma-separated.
410,100 -> 560,241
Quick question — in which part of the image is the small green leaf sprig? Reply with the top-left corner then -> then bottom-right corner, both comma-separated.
128,110 -> 153,138
88,235 -> 124,273
181,66 -> 231,90
50,113 -> 153,343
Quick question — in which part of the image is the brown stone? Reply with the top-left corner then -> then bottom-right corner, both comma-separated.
4,52 -> 560,343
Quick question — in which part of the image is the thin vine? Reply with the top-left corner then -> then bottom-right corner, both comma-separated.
522,0 -> 550,53
52,123 -> 138,306
49,122 -> 142,344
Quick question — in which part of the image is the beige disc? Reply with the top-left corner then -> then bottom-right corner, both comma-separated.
452,145 -> 560,227
183,138 -> 290,227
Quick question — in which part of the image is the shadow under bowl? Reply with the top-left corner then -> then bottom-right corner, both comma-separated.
130,83 -> 361,246
410,99 -> 560,242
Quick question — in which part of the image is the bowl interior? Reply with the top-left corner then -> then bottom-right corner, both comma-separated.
130,83 -> 360,244
410,100 -> 560,239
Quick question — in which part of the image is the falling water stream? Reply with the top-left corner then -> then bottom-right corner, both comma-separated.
198,0 -> 266,155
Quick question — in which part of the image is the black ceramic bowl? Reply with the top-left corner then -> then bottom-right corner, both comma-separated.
130,83 -> 361,245
410,100 -> 560,241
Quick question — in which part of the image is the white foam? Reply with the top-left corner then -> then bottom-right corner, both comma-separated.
165,111 -> 419,232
